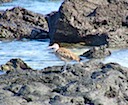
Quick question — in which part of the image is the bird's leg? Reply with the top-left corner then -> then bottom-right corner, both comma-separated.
61,62 -> 67,72
79,61 -> 84,66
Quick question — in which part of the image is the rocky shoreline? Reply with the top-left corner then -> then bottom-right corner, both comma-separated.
52,0 -> 128,48
0,0 -> 127,48
0,58 -> 127,105
0,0 -> 128,105
0,7 -> 49,40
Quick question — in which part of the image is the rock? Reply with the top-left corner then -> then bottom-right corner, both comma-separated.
0,58 -> 32,72
52,0 -> 128,48
81,45 -> 111,59
0,59 -> 127,105
0,7 -> 49,40
46,11 -> 60,44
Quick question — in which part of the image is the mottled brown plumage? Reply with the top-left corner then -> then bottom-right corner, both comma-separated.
56,47 -> 80,62
48,43 -> 81,72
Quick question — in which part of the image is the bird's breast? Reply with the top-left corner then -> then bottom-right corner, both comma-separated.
56,48 -> 80,62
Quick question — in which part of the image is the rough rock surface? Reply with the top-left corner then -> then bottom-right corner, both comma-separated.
0,7 -> 49,40
52,0 -> 128,48
0,58 -> 128,105
0,58 -> 32,72
81,45 -> 111,59
46,11 -> 60,44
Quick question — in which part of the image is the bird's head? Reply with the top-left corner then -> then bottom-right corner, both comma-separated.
48,43 -> 59,51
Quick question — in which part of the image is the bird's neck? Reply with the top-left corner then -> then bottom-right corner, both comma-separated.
54,46 -> 59,52
55,48 -> 59,52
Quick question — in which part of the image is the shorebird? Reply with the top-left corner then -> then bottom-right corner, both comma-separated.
48,43 -> 81,72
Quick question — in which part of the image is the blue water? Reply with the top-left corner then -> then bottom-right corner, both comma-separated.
0,0 -> 128,74
0,39 -> 128,70
0,0 -> 63,14
0,0 -> 64,74
0,39 -> 65,70
103,49 -> 128,68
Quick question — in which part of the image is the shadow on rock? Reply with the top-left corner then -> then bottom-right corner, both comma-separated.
0,7 -> 49,40
81,45 -> 111,59
50,0 -> 128,48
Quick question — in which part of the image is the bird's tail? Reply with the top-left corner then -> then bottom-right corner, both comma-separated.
79,56 -> 85,61
80,57 -> 83,61
79,57 -> 84,66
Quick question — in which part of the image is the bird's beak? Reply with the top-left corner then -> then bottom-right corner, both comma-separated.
47,45 -> 53,49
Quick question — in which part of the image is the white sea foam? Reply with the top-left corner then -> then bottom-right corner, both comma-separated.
0,40 -> 64,70
0,0 -> 63,14
0,0 -> 127,74
0,40 -> 128,72
103,49 -> 128,68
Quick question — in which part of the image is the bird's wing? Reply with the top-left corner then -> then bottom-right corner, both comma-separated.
56,48 -> 79,61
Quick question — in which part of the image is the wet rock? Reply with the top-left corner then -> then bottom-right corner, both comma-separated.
0,59 -> 127,105
0,58 -> 32,72
52,0 -> 128,48
81,45 -> 111,59
0,7 -> 49,40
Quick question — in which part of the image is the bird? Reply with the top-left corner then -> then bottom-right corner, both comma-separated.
48,43 -> 82,72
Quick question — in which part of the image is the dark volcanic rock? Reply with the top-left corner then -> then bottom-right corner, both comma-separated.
0,58 -> 32,72
46,11 -> 60,44
0,7 -> 49,40
0,58 -> 128,105
81,45 -> 111,59
52,0 -> 128,48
